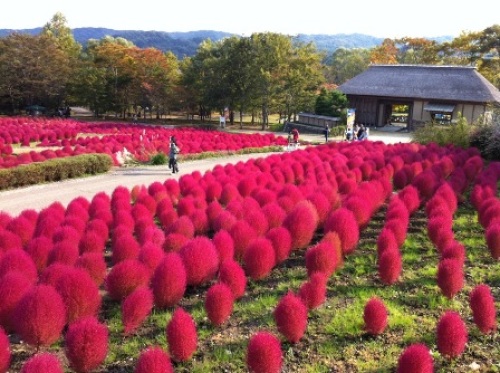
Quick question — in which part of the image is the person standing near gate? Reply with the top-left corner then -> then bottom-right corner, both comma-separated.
324,124 -> 329,143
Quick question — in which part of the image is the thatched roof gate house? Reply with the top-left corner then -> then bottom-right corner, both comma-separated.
338,65 -> 500,129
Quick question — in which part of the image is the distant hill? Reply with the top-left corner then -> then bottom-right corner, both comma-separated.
0,28 -> 453,58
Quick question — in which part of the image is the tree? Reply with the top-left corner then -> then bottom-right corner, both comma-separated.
0,33 -> 72,112
327,47 -> 370,85
370,39 -> 398,64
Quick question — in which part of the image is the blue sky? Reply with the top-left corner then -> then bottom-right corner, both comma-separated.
3,0 -> 498,39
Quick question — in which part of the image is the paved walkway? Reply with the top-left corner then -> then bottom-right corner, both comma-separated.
0,130 -> 412,217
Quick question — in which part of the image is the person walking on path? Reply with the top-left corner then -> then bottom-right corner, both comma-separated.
324,124 -> 329,143
168,136 -> 181,173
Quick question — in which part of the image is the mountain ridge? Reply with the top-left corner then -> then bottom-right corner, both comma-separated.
0,27 -> 453,58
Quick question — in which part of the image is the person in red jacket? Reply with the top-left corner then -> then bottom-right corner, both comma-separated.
291,128 -> 299,143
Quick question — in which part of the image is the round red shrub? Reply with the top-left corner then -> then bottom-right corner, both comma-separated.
436,311 -> 468,359
0,228 -> 22,252
122,286 -> 154,335
283,201 -> 319,250
0,327 -> 10,373
378,249 -> 402,285
305,241 -> 338,277
55,267 -> 101,323
14,284 -> 66,348
111,233 -> 141,264
65,316 -> 108,373
384,219 -> 407,248
363,297 -> 388,335
24,236 -> 52,273
210,209 -> 237,232
261,202 -> 286,230
6,216 -> 34,246
298,272 -> 328,310
218,259 -> 247,299
343,195 -> 373,229
166,307 -> 197,362
138,242 -> 165,275
164,215 -> 195,239
79,230 -> 106,254
152,253 -> 187,308
20,353 -> 63,373
437,258 -> 464,299
376,227 -> 399,255
486,223 -> 500,259
440,241 -> 466,266
273,291 -> 308,343
105,259 -> 150,301
230,220 -> 257,261
134,346 -> 174,373
48,240 -> 79,266
212,229 -> 234,263
243,238 -> 276,280
0,272 -> 32,332
39,263 -> 73,287
246,331 -> 282,373
265,227 -> 292,265
75,252 -> 107,286
398,185 -> 421,214
396,343 -> 434,373
469,284 -> 497,334
0,248 -> 38,284
162,232 -> 189,253
179,237 -> 219,286
323,208 -> 359,255
244,209 -> 269,237
204,283 -> 234,326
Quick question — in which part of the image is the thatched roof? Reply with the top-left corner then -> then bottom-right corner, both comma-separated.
338,65 -> 500,104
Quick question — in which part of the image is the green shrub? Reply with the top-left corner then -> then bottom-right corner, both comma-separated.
0,154 -> 113,190
412,114 -> 470,148
331,125 -> 346,137
150,152 -> 168,165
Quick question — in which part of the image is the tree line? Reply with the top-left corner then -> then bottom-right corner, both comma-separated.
0,13 -> 498,127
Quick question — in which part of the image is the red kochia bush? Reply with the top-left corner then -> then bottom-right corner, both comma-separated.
246,331 -> 283,373
485,223 -> 500,259
55,267 -> 101,323
122,286 -> 154,335
298,272 -> 328,310
436,311 -> 468,359
65,317 -> 108,373
265,227 -> 292,265
14,285 -> 66,348
218,259 -> 247,299
75,252 -> 107,286
152,253 -> 187,308
134,346 -> 174,373
166,307 -> 197,362
105,259 -> 150,301
469,284 -> 497,334
24,236 -> 52,273
243,238 -> 276,280
179,237 -> 219,286
0,327 -> 10,373
20,353 -> 63,373
204,283 -> 234,326
111,234 -> 141,264
323,208 -> 359,255
305,241 -> 338,277
0,248 -> 38,284
363,297 -> 388,335
378,249 -> 402,285
212,229 -> 234,263
283,201 -> 319,250
437,258 -> 464,299
396,343 -> 434,373
274,292 -> 308,343
230,220 -> 257,261
0,272 -> 32,332
138,242 -> 165,275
